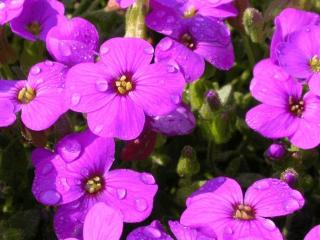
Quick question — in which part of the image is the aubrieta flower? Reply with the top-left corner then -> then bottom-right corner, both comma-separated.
31,130 -> 158,239
116,0 -> 135,8
245,59 -> 320,149
0,0 -> 25,25
277,26 -> 320,96
181,177 -> 305,240
271,8 -> 320,62
0,61 -> 68,131
146,1 -> 235,82
10,0 -> 64,41
46,16 -> 99,66
0,99 -> 16,127
66,37 -> 185,140
305,225 -> 320,240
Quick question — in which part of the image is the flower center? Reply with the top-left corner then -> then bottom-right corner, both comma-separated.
309,55 -> 320,73
17,87 -> 36,104
289,96 -> 304,117
27,21 -> 41,36
233,204 -> 255,220
183,6 -> 197,18
181,33 -> 196,50
85,176 -> 104,194
114,75 -> 134,95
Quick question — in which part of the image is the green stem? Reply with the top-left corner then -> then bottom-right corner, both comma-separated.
242,34 -> 255,69
0,64 -> 14,79
125,0 -> 148,38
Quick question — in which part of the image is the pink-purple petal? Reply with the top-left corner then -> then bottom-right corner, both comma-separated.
0,0 -> 25,25
127,220 -> 173,240
305,225 -> 320,240
103,169 -> 158,223
83,202 -> 123,240
0,99 -> 16,127
244,178 -> 305,218
289,119 -> 320,149
169,221 -> 216,240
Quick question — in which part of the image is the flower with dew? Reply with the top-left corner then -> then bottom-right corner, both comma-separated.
146,2 -> 234,82
246,59 -> 320,149
46,16 -> 99,66
0,0 -> 25,25
305,225 -> 320,240
31,130 -> 158,239
277,26 -> 320,96
270,8 -> 320,63
0,61 -> 68,131
181,177 -> 305,240
66,37 -> 185,140
10,0 -> 64,41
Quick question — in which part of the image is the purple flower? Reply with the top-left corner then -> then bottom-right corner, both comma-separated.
46,16 -> 99,66
147,5 -> 234,82
271,8 -> 320,62
265,143 -> 286,160
127,220 -> 173,240
169,221 -> 216,240
277,26 -> 320,96
66,37 -> 185,140
116,0 -> 135,8
0,99 -> 16,127
0,0 -> 25,25
280,168 -> 298,188
246,59 -> 320,149
0,61 -> 68,131
150,104 -> 196,136
305,225 -> 320,240
31,130 -> 158,239
181,177 -> 305,240
10,0 -> 64,41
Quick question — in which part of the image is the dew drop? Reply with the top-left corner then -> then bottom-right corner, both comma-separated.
135,198 -> 148,212
116,188 -> 127,200
253,180 -> 270,190
159,38 -> 173,51
0,2 -> 6,9
59,177 -> 70,191
141,173 -> 155,185
59,42 -> 72,57
284,198 -> 300,212
45,60 -> 54,66
94,125 -> 103,134
36,78 -> 43,84
100,46 -> 110,55
71,93 -> 81,106
144,46 -> 154,55
39,190 -> 61,205
31,65 -> 41,75
167,64 -> 179,73
40,163 -> 53,175
171,94 -> 181,104
59,139 -> 82,162
95,80 -> 109,92
144,226 -> 162,238
9,0 -> 24,9
262,219 -> 276,231
224,226 -> 234,235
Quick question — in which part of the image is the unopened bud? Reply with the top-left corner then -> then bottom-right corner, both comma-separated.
281,168 -> 298,187
265,143 -> 286,161
177,146 -> 199,177
243,8 -> 265,43
199,90 -> 221,119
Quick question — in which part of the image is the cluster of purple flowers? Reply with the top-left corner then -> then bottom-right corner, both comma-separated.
1,0 -> 319,239
246,8 -> 320,150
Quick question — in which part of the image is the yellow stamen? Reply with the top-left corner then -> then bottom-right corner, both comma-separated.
85,176 -> 103,194
233,204 -> 255,220
115,75 -> 133,95
18,87 -> 36,104
27,21 -> 41,36
184,6 -> 197,18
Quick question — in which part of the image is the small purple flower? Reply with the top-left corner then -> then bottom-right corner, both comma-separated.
66,37 -> 185,140
246,59 -> 320,149
31,130 -> 158,239
147,7 -> 234,82
127,220 -> 173,240
116,0 -> 135,8
0,99 -> 16,127
0,61 -> 68,131
181,177 -> 305,240
150,104 -> 196,136
271,8 -> 320,62
277,26 -> 320,96
46,16 -> 99,66
280,168 -> 298,188
0,0 -> 25,25
265,143 -> 286,160
10,0 -> 64,41
305,225 -> 320,240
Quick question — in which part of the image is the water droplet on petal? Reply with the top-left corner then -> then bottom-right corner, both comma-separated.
39,190 -> 61,205
284,198 -> 300,212
224,226 -> 234,235
144,226 -> 162,238
45,60 -> 54,66
40,163 -> 53,175
141,173 -> 155,185
95,80 -> 109,92
116,188 -> 127,200
100,46 -> 110,55
71,93 -> 81,106
0,2 -> 6,9
59,177 -> 70,191
253,180 -> 270,190
80,168 -> 89,177
31,65 -> 41,75
144,46 -> 154,55
59,139 -> 82,162
167,64 -> 179,73
160,38 -> 173,51
262,219 -> 276,231
171,94 -> 181,104
135,198 -> 148,212
59,42 -> 72,57
94,125 -> 103,134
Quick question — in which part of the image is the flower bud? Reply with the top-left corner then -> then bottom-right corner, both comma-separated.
177,146 -> 200,177
265,143 -> 286,161
242,8 -> 265,43
199,90 -> 221,119
280,168 -> 298,187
